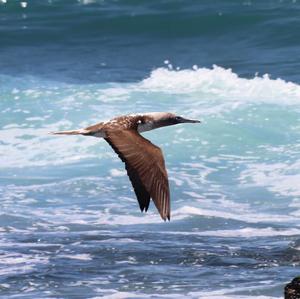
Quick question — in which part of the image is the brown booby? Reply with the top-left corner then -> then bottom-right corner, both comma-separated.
51,112 -> 200,221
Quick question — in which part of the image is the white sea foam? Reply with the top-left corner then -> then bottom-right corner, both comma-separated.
95,284 -> 278,299
0,253 -> 48,276
0,124 -> 103,168
163,227 -> 300,238
110,168 -> 126,177
91,289 -> 278,299
139,65 -> 300,105
173,205 -> 299,225
239,159 -> 300,197
59,254 -> 92,261
2,176 -> 299,228
189,293 -> 277,299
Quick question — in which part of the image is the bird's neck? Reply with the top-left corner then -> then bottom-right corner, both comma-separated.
137,119 -> 173,133
137,122 -> 155,133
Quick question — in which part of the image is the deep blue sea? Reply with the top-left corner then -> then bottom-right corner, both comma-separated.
1,1 -> 300,298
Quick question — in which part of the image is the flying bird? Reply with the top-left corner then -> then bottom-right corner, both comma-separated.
51,112 -> 200,221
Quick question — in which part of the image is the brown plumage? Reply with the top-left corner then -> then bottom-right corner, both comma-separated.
51,112 -> 200,221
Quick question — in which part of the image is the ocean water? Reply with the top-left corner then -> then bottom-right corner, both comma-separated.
1,1 -> 300,298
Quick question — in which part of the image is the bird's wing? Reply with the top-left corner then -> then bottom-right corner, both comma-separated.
105,129 -> 170,221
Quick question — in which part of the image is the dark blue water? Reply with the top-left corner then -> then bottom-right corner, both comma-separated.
1,1 -> 300,298
2,0 -> 300,83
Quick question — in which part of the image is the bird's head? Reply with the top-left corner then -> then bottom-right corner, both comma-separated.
167,113 -> 201,125
138,112 -> 201,132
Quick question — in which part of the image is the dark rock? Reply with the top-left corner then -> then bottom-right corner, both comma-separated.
285,277 -> 300,299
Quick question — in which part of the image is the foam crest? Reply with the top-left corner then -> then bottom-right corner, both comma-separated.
173,206 -> 299,224
140,65 -> 300,105
165,227 -> 300,238
95,289 -> 276,299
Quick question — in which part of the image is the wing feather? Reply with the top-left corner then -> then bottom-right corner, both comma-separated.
105,130 -> 170,221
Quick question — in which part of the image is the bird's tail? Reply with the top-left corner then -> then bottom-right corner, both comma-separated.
50,129 -> 89,135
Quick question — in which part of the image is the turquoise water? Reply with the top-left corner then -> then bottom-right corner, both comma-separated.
1,1 -> 300,298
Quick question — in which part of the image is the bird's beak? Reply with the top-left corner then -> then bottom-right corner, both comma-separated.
180,118 -> 201,124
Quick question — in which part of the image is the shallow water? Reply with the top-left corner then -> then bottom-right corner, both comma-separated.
1,1 -> 300,298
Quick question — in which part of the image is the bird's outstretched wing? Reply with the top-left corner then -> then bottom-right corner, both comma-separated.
105,130 -> 170,221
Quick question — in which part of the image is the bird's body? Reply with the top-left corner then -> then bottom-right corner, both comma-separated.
52,112 -> 200,221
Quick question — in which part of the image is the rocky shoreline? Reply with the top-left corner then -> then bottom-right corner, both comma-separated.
285,277 -> 300,299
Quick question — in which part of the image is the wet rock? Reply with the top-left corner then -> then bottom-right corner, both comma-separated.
285,277 -> 300,299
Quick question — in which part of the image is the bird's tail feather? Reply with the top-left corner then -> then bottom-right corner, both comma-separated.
50,129 -> 89,135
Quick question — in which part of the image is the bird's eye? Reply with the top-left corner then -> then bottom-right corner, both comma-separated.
175,116 -> 181,120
